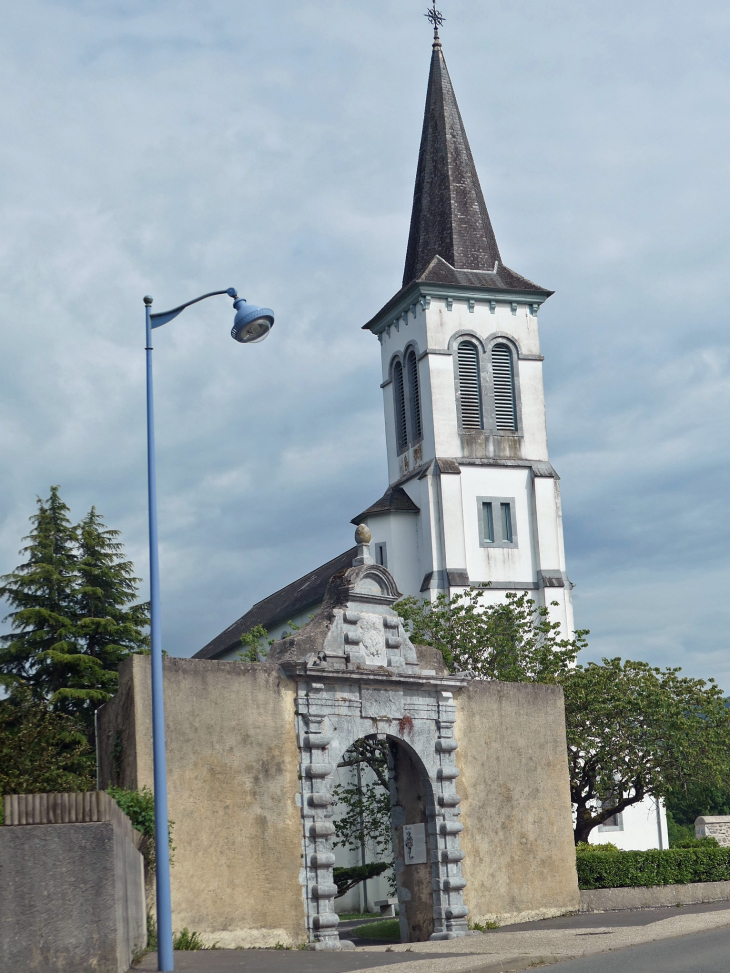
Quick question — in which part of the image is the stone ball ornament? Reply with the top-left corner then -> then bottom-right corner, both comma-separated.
355,524 -> 372,544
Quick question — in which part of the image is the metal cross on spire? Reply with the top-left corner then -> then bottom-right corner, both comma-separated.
425,1 -> 445,41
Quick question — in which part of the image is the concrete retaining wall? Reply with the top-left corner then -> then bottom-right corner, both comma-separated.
580,880 -> 730,913
0,794 -> 146,973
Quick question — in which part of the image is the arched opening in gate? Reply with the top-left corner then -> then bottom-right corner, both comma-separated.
331,733 -> 436,943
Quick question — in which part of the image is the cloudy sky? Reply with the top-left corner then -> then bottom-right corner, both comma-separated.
1,0 -> 729,686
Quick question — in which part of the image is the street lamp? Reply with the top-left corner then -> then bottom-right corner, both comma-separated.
143,287 -> 273,972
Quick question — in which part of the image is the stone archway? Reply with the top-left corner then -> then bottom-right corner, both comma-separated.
266,536 -> 472,949
292,678 -> 470,949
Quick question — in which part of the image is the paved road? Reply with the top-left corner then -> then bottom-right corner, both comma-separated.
551,923 -> 730,972
134,950 -> 463,972
496,898 -> 730,932
133,902 -> 730,973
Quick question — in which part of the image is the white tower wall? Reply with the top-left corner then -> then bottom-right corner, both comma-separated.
362,291 -> 573,636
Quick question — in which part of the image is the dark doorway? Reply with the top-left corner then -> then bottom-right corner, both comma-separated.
388,737 -> 435,943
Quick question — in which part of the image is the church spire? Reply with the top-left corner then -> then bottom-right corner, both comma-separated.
402,35 -> 502,288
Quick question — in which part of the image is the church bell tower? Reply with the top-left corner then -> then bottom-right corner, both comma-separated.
354,25 -> 574,634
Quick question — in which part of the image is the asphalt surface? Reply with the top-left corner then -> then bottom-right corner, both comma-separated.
493,898 -> 730,932
133,901 -> 730,972
548,923 -> 730,972
134,950 -> 463,971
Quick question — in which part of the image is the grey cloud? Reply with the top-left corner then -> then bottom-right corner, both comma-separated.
0,0 -> 728,688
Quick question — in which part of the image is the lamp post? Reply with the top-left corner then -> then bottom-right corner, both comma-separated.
143,287 -> 274,972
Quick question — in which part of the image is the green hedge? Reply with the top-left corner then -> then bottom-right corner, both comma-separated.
577,847 -> 730,889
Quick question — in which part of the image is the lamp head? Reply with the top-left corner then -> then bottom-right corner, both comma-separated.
231,297 -> 274,344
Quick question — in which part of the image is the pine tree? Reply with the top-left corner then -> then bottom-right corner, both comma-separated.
0,488 -> 150,741
70,506 -> 149,719
0,486 -> 80,703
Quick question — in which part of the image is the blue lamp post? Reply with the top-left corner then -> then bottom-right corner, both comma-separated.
143,287 -> 274,972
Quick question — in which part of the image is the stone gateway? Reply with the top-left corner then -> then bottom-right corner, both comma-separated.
98,541 -> 578,948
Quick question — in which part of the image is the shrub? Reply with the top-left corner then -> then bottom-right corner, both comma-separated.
672,836 -> 720,849
107,786 -> 174,871
576,846 -> 730,889
575,842 -> 620,854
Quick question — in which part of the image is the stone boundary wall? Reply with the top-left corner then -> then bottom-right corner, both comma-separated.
3,790 -> 141,847
0,791 -> 146,973
580,880 -> 730,913
695,816 -> 730,847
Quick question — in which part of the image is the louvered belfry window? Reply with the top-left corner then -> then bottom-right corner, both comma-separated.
406,350 -> 422,442
457,341 -> 483,429
393,360 -> 408,453
491,343 -> 517,431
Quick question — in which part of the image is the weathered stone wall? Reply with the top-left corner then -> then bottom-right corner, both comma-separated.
455,680 -> 579,925
696,816 -> 730,846
98,655 -> 579,945
97,655 -> 306,948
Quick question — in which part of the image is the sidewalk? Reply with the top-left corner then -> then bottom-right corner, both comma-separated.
133,900 -> 730,973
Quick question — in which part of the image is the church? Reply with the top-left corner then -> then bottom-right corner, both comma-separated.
194,18 -> 666,853
196,27 -> 572,659
99,20 -> 673,949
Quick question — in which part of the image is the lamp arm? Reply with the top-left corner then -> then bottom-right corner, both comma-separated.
150,287 -> 238,329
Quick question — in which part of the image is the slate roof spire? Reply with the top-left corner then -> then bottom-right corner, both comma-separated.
402,35 -> 503,288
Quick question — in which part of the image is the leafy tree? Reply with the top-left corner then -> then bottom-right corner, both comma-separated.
566,659 -> 730,844
396,588 -> 587,683
396,588 -> 730,845
666,779 -> 730,829
332,738 -> 395,894
0,685 -> 95,804
0,487 -> 149,742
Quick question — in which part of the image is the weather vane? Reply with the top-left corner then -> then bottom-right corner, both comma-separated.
425,1 -> 445,40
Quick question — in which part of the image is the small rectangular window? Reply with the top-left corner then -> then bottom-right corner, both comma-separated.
477,497 -> 518,549
375,542 -> 388,568
481,502 -> 494,543
598,811 -> 624,831
501,503 -> 513,543
597,795 -> 624,831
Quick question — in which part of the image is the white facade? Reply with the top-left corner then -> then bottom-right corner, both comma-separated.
359,291 -> 574,637
590,799 -> 669,852
361,287 -> 668,850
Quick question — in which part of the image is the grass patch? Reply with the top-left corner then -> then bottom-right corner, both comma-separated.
144,914 -> 215,954
352,918 -> 400,941
338,912 -> 380,920
173,928 -> 207,950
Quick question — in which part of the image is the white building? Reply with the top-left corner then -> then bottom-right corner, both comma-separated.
195,31 -> 665,853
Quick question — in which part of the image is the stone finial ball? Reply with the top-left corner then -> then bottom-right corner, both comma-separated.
355,524 -> 372,544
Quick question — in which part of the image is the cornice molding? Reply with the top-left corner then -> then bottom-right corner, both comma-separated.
369,282 -> 549,339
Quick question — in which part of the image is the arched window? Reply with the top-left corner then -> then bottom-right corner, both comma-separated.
393,360 -> 408,453
406,349 -> 422,442
491,343 -> 516,431
457,341 -> 482,429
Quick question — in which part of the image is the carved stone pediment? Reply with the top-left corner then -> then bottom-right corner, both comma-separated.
267,539 -> 425,674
